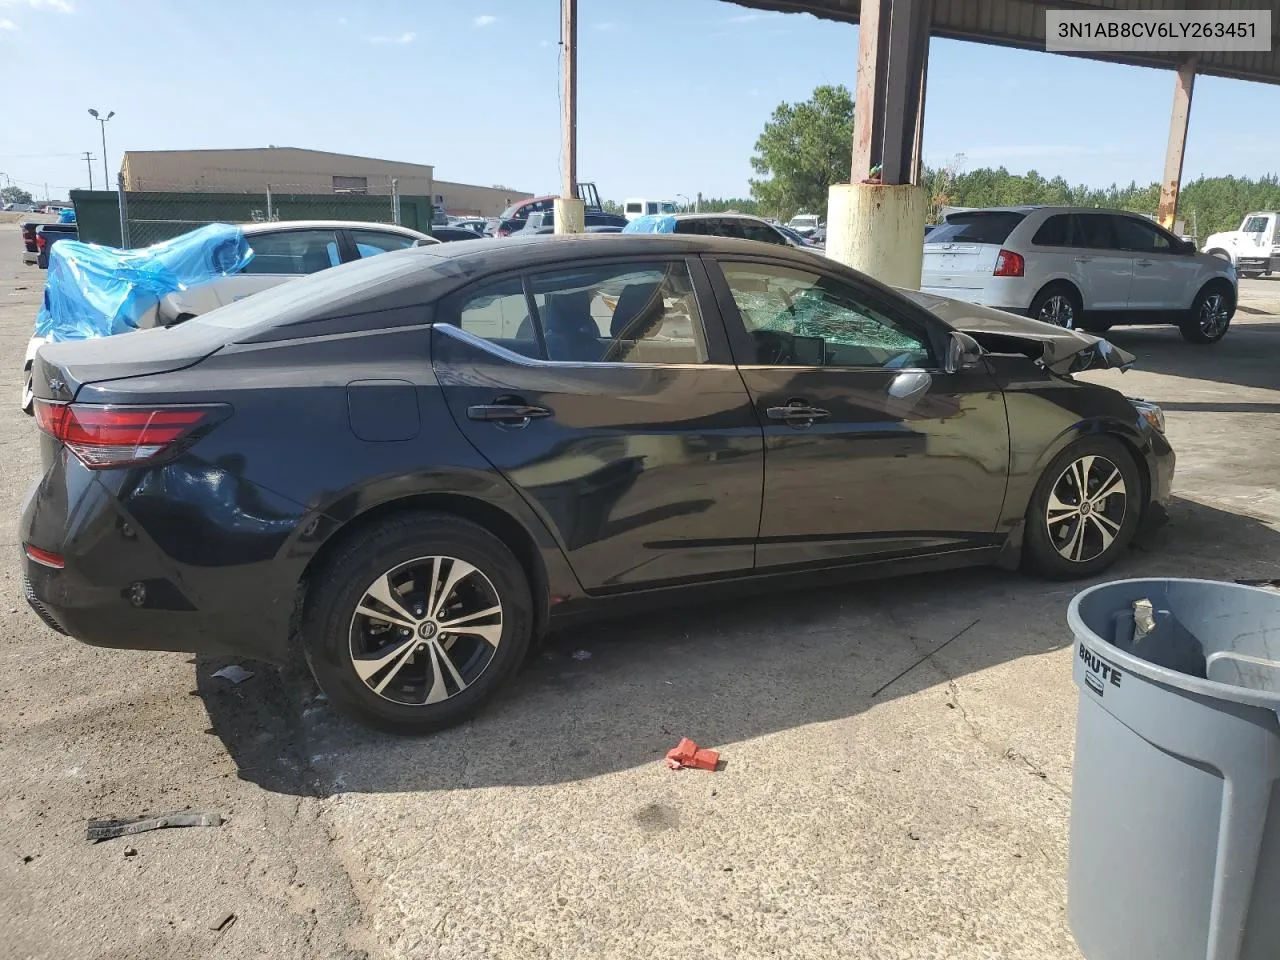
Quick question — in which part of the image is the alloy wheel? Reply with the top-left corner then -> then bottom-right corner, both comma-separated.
1198,293 -> 1230,339
1044,454 -> 1127,563
348,555 -> 503,705
1038,295 -> 1075,328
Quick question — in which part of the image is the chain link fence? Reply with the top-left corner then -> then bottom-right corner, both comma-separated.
71,180 -> 436,248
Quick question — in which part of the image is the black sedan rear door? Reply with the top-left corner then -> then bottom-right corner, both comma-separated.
703,254 -> 1010,570
432,256 -> 764,593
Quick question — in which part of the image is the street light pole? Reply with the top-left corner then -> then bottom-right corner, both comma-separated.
88,108 -> 115,187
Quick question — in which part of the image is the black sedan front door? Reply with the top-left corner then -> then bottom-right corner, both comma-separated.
433,257 -> 764,593
705,256 -> 1010,570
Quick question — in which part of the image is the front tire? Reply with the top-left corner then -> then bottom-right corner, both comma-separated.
1180,283 -> 1234,344
301,513 -> 533,735
1023,437 -> 1141,579
1029,283 -> 1083,330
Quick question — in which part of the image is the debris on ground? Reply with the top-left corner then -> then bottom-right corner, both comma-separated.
123,846 -> 137,857
571,650 -> 592,661
209,911 -> 236,932
212,664 -> 254,684
87,811 -> 224,842
665,737 -> 720,771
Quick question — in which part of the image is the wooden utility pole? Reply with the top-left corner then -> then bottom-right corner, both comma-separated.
561,0 -> 577,200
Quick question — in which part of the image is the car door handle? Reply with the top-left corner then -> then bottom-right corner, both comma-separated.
766,403 -> 830,422
467,402 -> 553,424
1073,256 -> 1093,263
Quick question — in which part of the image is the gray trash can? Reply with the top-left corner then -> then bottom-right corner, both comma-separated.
1067,578 -> 1280,960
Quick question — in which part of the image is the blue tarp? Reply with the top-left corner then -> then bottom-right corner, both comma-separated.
35,224 -> 253,341
58,207 -> 77,224
622,214 -> 678,234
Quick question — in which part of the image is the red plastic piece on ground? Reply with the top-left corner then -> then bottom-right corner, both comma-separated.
665,738 -> 719,771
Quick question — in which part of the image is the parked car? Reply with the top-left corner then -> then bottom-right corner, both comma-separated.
486,184 -> 605,237
622,198 -> 679,221
21,220 -> 434,412
516,210 -> 628,235
22,234 -> 1171,734
1201,210 -> 1279,278
788,214 -> 822,238
429,226 -> 486,243
35,222 -> 79,268
20,221 -> 41,265
921,206 -> 1238,344
626,212 -> 813,249
448,218 -> 489,234
775,223 -> 817,247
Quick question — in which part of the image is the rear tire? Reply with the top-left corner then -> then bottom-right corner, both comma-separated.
1179,283 -> 1234,344
1023,436 -> 1141,580
1029,283 -> 1083,330
301,512 -> 533,735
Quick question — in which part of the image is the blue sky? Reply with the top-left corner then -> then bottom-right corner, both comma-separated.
2,0 -> 1278,201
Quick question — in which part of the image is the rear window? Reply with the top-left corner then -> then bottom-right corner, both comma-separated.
928,212 -> 1026,245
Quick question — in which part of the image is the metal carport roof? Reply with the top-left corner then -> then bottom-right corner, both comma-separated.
729,0 -> 1280,84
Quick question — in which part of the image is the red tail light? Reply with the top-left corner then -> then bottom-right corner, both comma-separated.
34,401 -> 227,468
993,249 -> 1024,277
24,544 -> 65,569
36,234 -> 47,250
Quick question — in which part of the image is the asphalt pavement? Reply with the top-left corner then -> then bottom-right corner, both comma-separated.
3,222 -> 1278,960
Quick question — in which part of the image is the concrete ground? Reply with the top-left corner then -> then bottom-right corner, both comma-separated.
1,221 -> 1278,959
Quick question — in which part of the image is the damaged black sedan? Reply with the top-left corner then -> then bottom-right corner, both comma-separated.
20,235 -> 1173,733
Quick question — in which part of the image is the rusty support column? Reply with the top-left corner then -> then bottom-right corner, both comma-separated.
1157,58 -> 1196,230
879,0 -> 930,185
851,0 -> 888,183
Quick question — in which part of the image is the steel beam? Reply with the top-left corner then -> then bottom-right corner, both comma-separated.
851,0 -> 931,186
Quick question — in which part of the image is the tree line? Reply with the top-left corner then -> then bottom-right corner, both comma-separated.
736,84 -> 1280,237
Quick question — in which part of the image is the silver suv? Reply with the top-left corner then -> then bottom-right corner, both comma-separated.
922,206 -> 1237,344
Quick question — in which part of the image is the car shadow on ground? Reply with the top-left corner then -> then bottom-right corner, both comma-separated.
1102,321 -> 1280,393
200,495 -> 1280,798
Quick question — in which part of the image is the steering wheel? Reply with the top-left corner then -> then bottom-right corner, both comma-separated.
752,330 -> 793,365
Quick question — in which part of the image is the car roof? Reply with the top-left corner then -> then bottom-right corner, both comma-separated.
947,206 -> 1154,218
669,212 -> 771,223
238,220 -> 429,236
193,233 -> 890,344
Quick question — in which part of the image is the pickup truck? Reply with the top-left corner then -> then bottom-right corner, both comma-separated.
34,222 -> 78,268
1202,211 -> 1279,278
20,222 -> 40,265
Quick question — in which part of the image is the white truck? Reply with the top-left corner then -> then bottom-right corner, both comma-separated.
1202,211 -> 1279,278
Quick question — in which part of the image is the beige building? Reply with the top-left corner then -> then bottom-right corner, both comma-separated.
120,147 -> 532,217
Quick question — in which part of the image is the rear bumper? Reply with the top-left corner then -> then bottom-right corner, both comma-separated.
19,457 -> 308,665
1145,428 -> 1175,512
919,277 -> 1033,312
22,250 -> 39,265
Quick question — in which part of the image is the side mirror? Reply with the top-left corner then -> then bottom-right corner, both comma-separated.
945,331 -> 984,374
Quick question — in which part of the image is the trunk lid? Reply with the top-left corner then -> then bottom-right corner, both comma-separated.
32,323 -> 229,403
904,291 -> 1136,374
921,211 -> 1027,293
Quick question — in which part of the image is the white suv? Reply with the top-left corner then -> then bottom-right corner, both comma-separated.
922,206 -> 1237,344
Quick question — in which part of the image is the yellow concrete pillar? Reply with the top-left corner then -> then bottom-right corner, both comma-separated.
825,182 -> 927,289
553,198 -> 585,235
